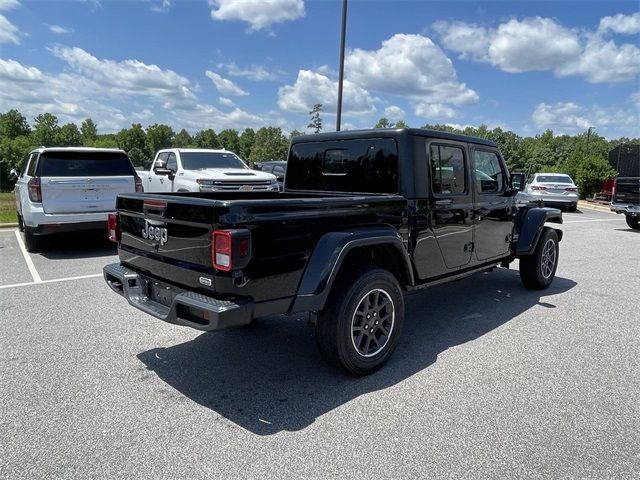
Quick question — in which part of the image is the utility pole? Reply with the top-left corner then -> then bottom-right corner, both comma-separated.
336,0 -> 348,132
586,126 -> 594,147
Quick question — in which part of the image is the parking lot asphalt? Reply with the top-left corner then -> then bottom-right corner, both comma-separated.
1,207 -> 638,479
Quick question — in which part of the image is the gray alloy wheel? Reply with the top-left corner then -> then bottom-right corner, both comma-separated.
350,288 -> 395,358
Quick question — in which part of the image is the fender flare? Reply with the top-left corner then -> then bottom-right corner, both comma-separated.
515,207 -> 563,256
290,227 -> 414,313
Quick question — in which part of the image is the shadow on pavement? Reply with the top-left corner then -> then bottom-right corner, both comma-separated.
37,230 -> 116,259
138,268 -> 576,435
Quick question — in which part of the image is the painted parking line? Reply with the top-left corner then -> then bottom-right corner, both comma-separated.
14,230 -> 42,283
563,218 -> 625,224
0,273 -> 103,290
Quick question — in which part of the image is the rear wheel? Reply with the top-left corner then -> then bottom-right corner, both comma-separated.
625,215 -> 640,230
519,228 -> 559,290
568,203 -> 577,212
23,228 -> 41,252
316,266 -> 404,376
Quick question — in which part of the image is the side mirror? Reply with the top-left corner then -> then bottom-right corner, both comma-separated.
276,175 -> 284,182
510,172 -> 525,191
9,168 -> 19,180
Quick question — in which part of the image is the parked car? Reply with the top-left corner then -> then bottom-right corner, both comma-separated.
104,128 -> 563,375
610,177 -> 640,229
254,160 -> 286,190
524,173 -> 579,211
12,147 -> 142,252
139,148 -> 279,193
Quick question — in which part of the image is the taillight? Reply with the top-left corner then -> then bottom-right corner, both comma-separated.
612,179 -> 617,197
27,177 -> 42,202
134,175 -> 144,193
212,229 -> 252,272
532,186 -> 547,191
107,213 -> 121,243
565,187 -> 578,192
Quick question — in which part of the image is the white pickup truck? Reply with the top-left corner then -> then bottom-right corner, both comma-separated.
139,148 -> 279,193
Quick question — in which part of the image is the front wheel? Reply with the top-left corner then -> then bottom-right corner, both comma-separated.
316,266 -> 405,376
625,215 -> 639,230
519,228 -> 559,290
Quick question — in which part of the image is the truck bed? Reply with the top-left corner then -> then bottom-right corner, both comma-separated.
115,191 -> 408,308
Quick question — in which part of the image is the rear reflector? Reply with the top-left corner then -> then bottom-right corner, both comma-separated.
107,213 -> 120,243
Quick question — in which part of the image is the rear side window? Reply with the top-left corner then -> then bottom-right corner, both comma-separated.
536,175 -> 573,184
26,154 -> 38,177
287,138 -> 398,194
38,151 -> 134,177
430,144 -> 466,194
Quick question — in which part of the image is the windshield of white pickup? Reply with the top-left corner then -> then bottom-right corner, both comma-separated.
181,152 -> 248,170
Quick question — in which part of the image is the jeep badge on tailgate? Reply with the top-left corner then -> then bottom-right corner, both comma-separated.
142,220 -> 168,246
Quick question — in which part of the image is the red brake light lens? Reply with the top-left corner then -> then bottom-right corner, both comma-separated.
27,177 -> 42,202
134,175 -> 144,193
107,213 -> 120,243
212,230 -> 232,271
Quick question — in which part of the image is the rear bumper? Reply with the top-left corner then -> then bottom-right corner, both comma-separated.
29,220 -> 107,235
610,203 -> 640,216
527,193 -> 578,206
103,263 -> 253,331
23,206 -> 111,231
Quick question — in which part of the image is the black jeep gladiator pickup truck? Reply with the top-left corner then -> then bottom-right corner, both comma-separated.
104,128 -> 563,375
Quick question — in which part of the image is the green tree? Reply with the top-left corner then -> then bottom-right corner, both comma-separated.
249,127 -> 289,162
307,103 -> 323,133
173,128 -> 193,148
218,129 -> 240,153
374,117 -> 393,129
90,134 -> 118,148
289,129 -> 304,140
31,113 -> 59,146
55,123 -> 83,146
238,128 -> 256,161
0,109 -> 31,140
395,120 -> 409,129
80,118 -> 98,144
194,129 -> 220,149
0,135 -> 33,189
117,123 -> 149,166
146,124 -> 174,155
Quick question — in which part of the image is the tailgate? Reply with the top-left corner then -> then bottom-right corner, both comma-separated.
42,176 -> 134,214
117,194 -> 229,288
614,177 -> 640,204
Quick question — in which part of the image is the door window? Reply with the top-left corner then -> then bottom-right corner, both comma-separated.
474,150 -> 505,193
430,145 -> 466,195
166,153 -> 178,172
154,152 -> 169,170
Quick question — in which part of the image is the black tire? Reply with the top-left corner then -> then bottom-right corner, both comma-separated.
568,203 -> 577,212
625,215 -> 639,230
17,212 -> 24,232
316,266 -> 404,376
23,229 -> 41,252
519,228 -> 559,290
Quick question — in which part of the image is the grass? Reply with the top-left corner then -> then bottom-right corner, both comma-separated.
0,192 -> 17,224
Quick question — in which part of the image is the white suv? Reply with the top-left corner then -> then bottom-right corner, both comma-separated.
13,147 -> 142,251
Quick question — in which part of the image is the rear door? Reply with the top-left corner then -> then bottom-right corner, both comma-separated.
471,147 -> 513,261
39,151 -> 135,214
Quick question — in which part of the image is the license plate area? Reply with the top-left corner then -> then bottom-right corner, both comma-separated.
143,279 -> 175,307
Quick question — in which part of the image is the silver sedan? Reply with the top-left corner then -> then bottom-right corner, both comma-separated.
524,173 -> 579,211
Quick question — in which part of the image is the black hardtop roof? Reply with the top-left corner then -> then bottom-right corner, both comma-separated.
290,128 -> 497,148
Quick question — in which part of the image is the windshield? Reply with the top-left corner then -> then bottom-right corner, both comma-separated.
180,152 -> 247,170
536,175 -> 573,184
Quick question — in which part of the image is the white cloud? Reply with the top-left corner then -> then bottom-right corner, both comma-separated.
599,12 -> 640,35
219,96 -> 235,107
277,69 -> 375,115
0,58 -> 43,81
209,0 -> 304,31
49,24 -> 73,34
205,70 -> 248,96
0,13 -> 20,43
0,0 -> 20,11
150,0 -> 171,12
557,36 -> 640,83
224,62 -> 282,81
532,100 -> 639,137
414,102 -> 457,120
434,15 -> 640,83
384,105 -> 405,122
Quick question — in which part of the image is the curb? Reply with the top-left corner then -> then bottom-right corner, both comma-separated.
578,200 -> 612,213
0,223 -> 18,229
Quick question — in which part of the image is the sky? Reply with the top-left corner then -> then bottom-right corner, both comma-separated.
0,0 -> 638,139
